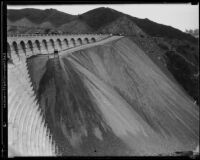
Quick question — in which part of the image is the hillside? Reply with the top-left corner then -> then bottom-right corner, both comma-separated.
7,8 -> 76,27
58,19 -> 93,33
80,7 -> 123,30
39,21 -> 55,29
130,17 -> 198,44
7,7 -> 198,44
97,16 -> 145,36
153,37 -> 199,104
12,17 -> 37,27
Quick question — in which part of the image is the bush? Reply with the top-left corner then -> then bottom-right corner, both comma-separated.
165,51 -> 199,104
158,43 -> 169,50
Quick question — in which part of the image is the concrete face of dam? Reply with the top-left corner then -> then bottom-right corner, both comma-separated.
7,35 -> 199,156
8,60 -> 56,156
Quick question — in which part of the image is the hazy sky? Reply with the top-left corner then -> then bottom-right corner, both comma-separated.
7,4 -> 199,32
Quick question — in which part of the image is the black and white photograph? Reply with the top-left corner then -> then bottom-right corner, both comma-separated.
4,2 -> 199,157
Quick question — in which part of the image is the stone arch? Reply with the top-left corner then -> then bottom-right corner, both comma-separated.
56,39 -> 62,50
27,40 -> 34,54
91,37 -> 96,43
12,41 -> 19,57
84,38 -> 89,44
77,38 -> 82,46
7,42 -> 11,59
70,38 -> 76,47
19,41 -> 26,55
49,39 -> 55,50
35,40 -> 41,53
63,39 -> 68,48
42,39 -> 48,51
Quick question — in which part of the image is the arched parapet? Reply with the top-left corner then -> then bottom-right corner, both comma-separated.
7,42 -> 12,60
27,40 -> 34,57
90,37 -> 96,43
63,38 -> 69,50
11,41 -> 21,63
83,38 -> 89,44
34,40 -> 41,55
76,38 -> 83,46
7,34 -> 112,57
56,39 -> 62,51
12,41 -> 19,57
18,41 -> 27,61
70,38 -> 76,48
48,39 -> 55,54
41,39 -> 48,54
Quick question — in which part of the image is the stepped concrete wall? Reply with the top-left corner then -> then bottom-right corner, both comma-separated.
8,57 -> 56,156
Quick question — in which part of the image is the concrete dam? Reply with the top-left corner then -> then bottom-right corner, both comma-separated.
7,34 -> 199,156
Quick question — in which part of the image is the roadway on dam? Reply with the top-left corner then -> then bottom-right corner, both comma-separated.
59,36 -> 123,57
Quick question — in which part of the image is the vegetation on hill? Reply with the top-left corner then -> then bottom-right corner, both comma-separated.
129,17 -> 198,44
79,7 -> 198,44
58,19 -> 93,33
166,50 -> 199,104
7,8 -> 76,27
80,7 -> 123,30
7,7 -> 198,44
185,29 -> 199,38
97,16 -> 145,36
153,36 -> 199,104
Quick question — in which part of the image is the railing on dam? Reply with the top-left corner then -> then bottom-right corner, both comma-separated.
7,33 -> 111,37
7,34 -> 111,63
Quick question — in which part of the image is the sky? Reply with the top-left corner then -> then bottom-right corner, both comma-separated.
7,4 -> 199,32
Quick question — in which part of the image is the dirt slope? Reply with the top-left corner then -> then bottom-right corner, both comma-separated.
27,37 -> 199,156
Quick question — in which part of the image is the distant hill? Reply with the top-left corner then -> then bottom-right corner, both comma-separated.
80,7 -> 123,30
39,21 -> 55,29
7,8 -> 76,27
129,16 -> 198,43
58,19 -> 93,33
7,7 -> 198,43
80,7 -> 197,44
97,15 -> 146,36
12,17 -> 37,27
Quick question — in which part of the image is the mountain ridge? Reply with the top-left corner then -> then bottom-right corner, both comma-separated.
7,8 -> 76,26
7,7 -> 197,43
7,7 -> 199,104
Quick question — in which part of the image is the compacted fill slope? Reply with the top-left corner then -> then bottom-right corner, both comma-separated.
27,37 -> 199,156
